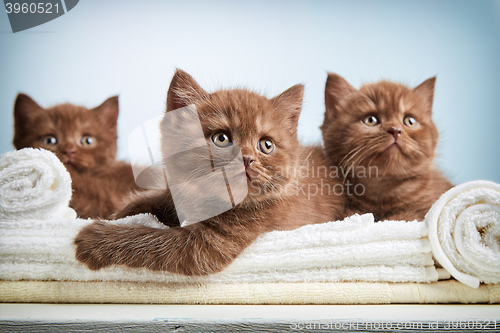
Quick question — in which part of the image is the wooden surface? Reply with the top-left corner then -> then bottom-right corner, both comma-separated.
1,304 -> 499,332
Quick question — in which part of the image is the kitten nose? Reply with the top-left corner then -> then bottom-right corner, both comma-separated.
388,127 -> 402,141
242,155 -> 255,169
62,147 -> 76,156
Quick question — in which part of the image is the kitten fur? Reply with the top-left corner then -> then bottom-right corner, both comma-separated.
13,94 -> 141,219
321,73 -> 453,221
74,69 -> 344,275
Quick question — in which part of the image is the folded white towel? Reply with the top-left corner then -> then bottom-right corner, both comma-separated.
0,149 -> 445,284
0,213 -> 442,284
226,214 -> 434,273
0,148 -> 76,220
426,180 -> 500,288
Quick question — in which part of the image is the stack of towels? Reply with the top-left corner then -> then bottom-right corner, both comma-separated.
0,148 -> 499,288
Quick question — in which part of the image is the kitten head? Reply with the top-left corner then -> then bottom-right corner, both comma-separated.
13,94 -> 119,172
161,69 -> 303,206
321,73 -> 438,178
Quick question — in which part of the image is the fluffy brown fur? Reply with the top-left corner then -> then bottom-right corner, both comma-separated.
74,69 -> 344,275
13,94 -> 141,219
321,73 -> 453,221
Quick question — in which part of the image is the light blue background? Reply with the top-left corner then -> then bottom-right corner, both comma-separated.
1,0 -> 499,184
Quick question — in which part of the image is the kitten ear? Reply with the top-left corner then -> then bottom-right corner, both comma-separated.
324,73 -> 356,119
413,76 -> 436,113
14,93 -> 43,123
166,69 -> 209,112
13,93 -> 44,148
271,84 -> 304,132
93,96 -> 119,132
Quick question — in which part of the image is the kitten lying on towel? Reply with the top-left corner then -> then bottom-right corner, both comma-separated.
321,73 -> 452,221
13,94 -> 141,219
74,69 -> 344,275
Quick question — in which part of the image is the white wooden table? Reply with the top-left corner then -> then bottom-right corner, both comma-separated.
1,304 -> 499,332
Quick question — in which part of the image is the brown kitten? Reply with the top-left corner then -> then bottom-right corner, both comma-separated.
74,69 -> 344,275
13,94 -> 141,219
321,73 -> 453,221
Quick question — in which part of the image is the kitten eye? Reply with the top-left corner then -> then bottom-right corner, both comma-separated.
211,132 -> 232,148
258,139 -> 275,154
403,116 -> 417,128
41,135 -> 58,146
363,115 -> 380,126
80,135 -> 97,147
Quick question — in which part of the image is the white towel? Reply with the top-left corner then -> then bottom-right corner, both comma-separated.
0,148 -> 76,220
0,213 -> 443,284
426,180 -> 500,288
0,148 -> 443,284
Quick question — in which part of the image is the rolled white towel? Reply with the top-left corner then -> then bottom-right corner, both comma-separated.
0,148 -> 75,220
426,180 -> 500,288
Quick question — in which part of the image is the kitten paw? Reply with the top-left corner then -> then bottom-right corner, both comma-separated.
74,221 -> 114,270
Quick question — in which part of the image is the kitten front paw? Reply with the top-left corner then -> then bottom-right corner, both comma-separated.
74,221 -> 114,270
